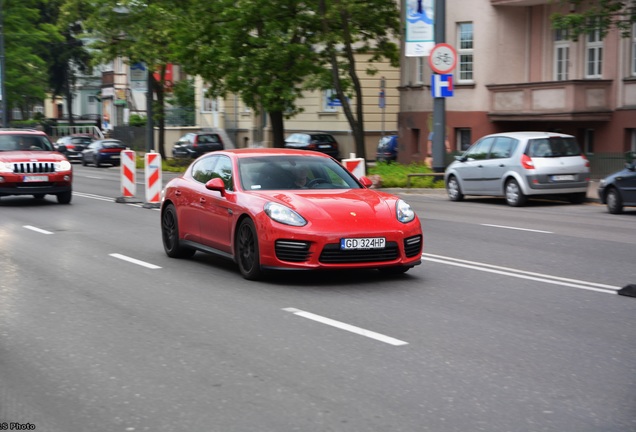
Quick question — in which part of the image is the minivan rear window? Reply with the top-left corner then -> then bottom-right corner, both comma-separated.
527,137 -> 581,158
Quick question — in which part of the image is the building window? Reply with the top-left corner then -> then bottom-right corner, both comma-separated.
554,29 -> 569,81
201,88 -> 218,113
457,22 -> 474,82
585,25 -> 603,78
415,57 -> 425,84
456,128 -> 472,151
323,89 -> 338,112
583,129 -> 595,153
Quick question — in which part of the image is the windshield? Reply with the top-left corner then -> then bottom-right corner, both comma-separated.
0,134 -> 55,152
239,155 -> 361,191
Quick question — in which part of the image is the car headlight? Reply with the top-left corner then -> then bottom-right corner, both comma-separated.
264,202 -> 307,227
396,199 -> 415,223
0,162 -> 12,173
55,160 -> 72,172
599,179 -> 607,187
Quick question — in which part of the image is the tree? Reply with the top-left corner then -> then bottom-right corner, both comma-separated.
174,0 -> 321,147
62,0 -> 183,158
2,0 -> 58,122
40,0 -> 92,126
313,0 -> 400,159
551,0 -> 636,41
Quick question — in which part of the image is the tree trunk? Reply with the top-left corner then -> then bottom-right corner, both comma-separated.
269,110 -> 285,148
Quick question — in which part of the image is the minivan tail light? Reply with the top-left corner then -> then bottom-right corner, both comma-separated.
581,153 -> 590,168
521,154 -> 534,169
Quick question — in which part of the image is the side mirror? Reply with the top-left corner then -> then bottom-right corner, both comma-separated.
359,176 -> 373,188
205,177 -> 226,196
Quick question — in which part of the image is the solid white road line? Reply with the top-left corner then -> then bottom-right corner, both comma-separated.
481,223 -> 553,234
23,225 -> 53,235
422,253 -> 620,295
283,308 -> 409,346
109,253 -> 162,269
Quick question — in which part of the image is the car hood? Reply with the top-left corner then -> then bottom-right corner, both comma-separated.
0,151 -> 68,163
601,166 -> 636,183
251,188 -> 398,222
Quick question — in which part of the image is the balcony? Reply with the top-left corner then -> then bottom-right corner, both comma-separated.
486,80 -> 613,122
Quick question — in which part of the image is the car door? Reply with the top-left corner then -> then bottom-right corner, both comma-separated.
195,155 -> 235,253
454,138 -> 494,194
480,137 -> 517,194
618,164 -> 636,204
178,156 -> 221,242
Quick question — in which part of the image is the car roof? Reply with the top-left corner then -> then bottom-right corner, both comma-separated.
216,148 -> 334,159
0,128 -> 47,135
485,131 -> 574,139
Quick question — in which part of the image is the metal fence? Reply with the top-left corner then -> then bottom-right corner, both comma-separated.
586,152 -> 633,179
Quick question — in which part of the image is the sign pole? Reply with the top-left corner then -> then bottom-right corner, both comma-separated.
432,0 -> 446,173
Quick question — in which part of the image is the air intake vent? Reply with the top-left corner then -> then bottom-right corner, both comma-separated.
275,240 -> 312,262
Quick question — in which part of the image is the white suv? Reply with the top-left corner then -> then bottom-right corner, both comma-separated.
444,131 -> 590,206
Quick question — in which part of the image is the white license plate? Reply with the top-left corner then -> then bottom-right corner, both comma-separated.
319,144 -> 331,149
111,155 -> 120,159
24,175 -> 49,182
551,175 -> 575,181
340,237 -> 386,250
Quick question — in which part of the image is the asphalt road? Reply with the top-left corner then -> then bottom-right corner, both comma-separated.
1,165 -> 634,432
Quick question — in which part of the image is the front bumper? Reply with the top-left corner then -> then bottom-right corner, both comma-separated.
0,172 -> 72,196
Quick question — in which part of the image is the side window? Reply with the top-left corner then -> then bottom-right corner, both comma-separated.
214,156 -> 233,191
466,138 -> 492,160
192,156 -> 219,184
489,137 -> 516,159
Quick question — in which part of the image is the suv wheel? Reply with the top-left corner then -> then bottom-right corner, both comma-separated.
505,179 -> 527,207
57,191 -> 72,204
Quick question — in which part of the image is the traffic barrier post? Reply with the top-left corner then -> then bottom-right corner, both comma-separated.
115,149 -> 142,203
143,151 -> 162,208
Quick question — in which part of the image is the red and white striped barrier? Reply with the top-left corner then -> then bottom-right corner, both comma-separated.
144,151 -> 162,208
342,153 -> 366,179
115,149 -> 142,203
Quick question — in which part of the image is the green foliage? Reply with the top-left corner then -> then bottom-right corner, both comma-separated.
551,0 -> 635,41
369,162 -> 445,188
166,79 -> 195,110
128,114 -> 146,127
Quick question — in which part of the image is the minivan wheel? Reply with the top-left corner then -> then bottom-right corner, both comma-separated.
606,188 -> 623,214
446,176 -> 464,202
505,179 -> 527,207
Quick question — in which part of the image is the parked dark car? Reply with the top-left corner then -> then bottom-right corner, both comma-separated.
376,135 -> 398,162
597,153 -> 636,214
172,132 -> 224,159
284,132 -> 340,159
81,139 -> 127,167
55,134 -> 94,163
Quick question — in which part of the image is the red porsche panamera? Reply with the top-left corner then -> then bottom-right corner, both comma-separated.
161,148 -> 423,280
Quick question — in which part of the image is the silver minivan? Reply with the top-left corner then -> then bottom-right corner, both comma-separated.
444,131 -> 590,206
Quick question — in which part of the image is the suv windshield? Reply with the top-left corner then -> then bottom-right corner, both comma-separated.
0,134 -> 54,151
527,137 -> 581,158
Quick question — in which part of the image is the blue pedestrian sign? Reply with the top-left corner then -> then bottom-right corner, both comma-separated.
431,74 -> 454,98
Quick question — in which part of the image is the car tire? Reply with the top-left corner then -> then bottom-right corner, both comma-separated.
95,156 -> 101,168
446,176 -> 464,202
505,178 -> 527,207
568,192 -> 587,204
57,191 -> 72,204
606,188 -> 623,214
236,218 -> 262,281
162,204 -> 196,258
82,157 -> 87,166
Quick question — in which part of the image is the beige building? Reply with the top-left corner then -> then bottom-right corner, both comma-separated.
399,0 -> 636,165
